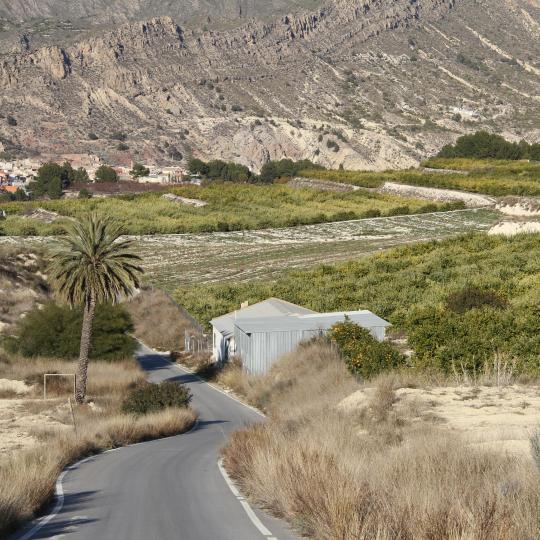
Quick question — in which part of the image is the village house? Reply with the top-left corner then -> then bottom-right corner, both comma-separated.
211,298 -> 390,375
135,166 -> 189,184
60,153 -> 101,169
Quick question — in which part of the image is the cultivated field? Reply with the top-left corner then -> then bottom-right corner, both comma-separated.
0,183 -> 460,236
302,159 -> 540,197
0,209 -> 499,290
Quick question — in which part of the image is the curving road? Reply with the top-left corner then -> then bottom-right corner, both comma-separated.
12,344 -> 298,540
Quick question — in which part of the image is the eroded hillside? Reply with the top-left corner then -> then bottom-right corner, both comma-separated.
0,0 -> 538,170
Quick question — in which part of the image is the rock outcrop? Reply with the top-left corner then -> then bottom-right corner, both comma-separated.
0,0 -> 538,169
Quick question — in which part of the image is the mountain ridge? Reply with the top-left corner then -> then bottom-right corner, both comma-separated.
0,0 -> 538,170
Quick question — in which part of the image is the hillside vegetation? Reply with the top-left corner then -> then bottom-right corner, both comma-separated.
0,183 -> 461,236
436,131 -> 540,161
177,233 -> 540,375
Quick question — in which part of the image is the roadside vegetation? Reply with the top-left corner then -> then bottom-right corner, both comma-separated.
0,235 -> 196,537
0,352 -> 196,537
177,232 -> 540,377
221,339 -> 540,539
47,213 -> 143,403
126,287 -> 202,352
0,183 -> 461,236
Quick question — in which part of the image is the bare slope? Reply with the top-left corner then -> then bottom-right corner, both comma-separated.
0,0 -> 538,169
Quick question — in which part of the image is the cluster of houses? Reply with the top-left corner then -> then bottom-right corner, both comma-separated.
114,164 -> 193,184
210,298 -> 390,375
0,158 -> 41,194
0,153 -> 197,196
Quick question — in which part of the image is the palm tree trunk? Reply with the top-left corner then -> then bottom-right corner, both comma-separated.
75,296 -> 96,404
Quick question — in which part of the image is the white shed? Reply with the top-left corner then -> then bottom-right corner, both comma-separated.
210,298 -> 391,374
210,298 -> 315,363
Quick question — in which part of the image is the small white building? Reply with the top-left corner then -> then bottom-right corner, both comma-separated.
210,298 -> 390,375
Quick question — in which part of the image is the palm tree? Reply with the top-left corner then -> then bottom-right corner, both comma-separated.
49,213 -> 143,404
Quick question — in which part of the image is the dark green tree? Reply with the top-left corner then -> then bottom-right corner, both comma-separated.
95,165 -> 119,183
129,163 -> 150,179
188,158 -> 209,175
30,162 -> 74,198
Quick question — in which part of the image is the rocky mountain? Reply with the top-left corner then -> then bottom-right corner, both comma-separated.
0,0 -> 538,170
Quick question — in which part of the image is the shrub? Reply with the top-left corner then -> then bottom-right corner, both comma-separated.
129,163 -> 150,179
330,320 -> 404,379
407,305 -> 518,373
447,286 -> 507,314
78,188 -> 92,199
7,302 -> 136,360
111,131 -> 127,141
387,206 -> 410,216
259,159 -> 323,183
95,165 -> 119,183
121,381 -> 192,415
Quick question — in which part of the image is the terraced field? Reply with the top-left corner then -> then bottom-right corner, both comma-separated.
1,209 -> 499,290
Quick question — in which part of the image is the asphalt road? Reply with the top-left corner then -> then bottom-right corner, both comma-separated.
12,344 -> 299,540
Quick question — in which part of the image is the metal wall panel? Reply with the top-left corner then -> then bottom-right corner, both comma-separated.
234,326 -> 386,375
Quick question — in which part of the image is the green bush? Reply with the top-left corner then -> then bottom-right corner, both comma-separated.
121,382 -> 192,415
329,320 -> 404,379
407,305 -> 517,373
78,188 -> 92,199
7,302 -> 136,360
95,165 -> 119,183
438,131 -> 540,161
447,287 -> 507,314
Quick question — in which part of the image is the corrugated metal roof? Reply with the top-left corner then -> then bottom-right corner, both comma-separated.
234,311 -> 390,334
211,298 -> 316,338
301,311 -> 391,327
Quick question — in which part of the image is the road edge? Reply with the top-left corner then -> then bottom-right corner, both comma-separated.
12,418 -> 200,540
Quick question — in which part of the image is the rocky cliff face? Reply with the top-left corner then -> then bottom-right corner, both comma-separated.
0,0 -> 538,170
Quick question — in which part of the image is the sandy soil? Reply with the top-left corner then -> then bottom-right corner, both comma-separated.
0,378 -> 32,395
496,197 -> 540,216
0,389 -> 72,457
379,182 -> 496,207
488,220 -> 540,235
340,384 -> 540,456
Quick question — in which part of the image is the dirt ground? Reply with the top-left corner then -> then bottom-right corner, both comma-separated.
339,384 -> 540,457
0,379 -> 72,457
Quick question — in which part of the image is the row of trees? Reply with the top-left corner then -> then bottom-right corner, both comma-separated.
188,158 -> 323,183
29,163 -> 119,199
188,158 -> 253,182
438,131 -> 540,161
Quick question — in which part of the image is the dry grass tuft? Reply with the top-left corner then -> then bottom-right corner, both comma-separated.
222,340 -> 540,539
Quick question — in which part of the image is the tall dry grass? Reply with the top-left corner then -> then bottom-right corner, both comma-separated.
0,353 -> 196,537
0,354 -> 145,402
126,287 -> 202,352
222,340 -> 540,539
0,408 -> 195,536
